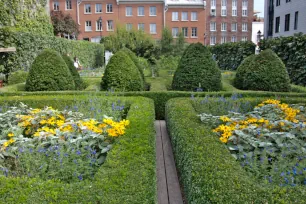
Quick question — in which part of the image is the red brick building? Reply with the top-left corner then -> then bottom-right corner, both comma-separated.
49,0 -> 253,45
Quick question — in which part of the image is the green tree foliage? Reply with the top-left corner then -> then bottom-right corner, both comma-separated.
51,11 -> 80,37
160,27 -> 174,55
234,49 -> 291,92
62,55 -> 85,90
172,43 -> 222,91
8,70 -> 28,85
25,49 -> 75,91
233,54 -> 256,89
101,51 -> 143,91
175,32 -> 185,55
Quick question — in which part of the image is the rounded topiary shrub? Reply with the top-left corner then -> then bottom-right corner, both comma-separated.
8,70 -> 28,85
25,49 -> 75,91
101,50 -> 143,91
234,49 -> 291,92
62,54 -> 85,90
172,43 -> 222,91
234,54 -> 256,90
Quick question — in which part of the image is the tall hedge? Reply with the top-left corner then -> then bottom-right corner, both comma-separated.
260,34 -> 306,86
210,41 -> 256,70
101,51 -> 143,91
234,54 -> 256,89
172,43 -> 222,91
62,55 -> 85,90
25,49 -> 75,91
235,49 -> 291,92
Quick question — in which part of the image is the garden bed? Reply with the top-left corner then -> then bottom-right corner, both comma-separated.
165,96 -> 306,203
0,95 -> 156,203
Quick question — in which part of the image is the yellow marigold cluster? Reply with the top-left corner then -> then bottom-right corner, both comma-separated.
213,124 -> 236,143
1,138 -> 15,151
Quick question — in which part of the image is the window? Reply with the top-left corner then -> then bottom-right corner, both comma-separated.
126,7 -> 132,16
53,1 -> 59,11
107,4 -> 113,13
241,36 -> 247,41
211,0 -> 216,7
172,12 -> 179,21
138,6 -> 144,16
150,6 -> 156,16
221,36 -> 227,44
242,23 -> 248,31
96,20 -> 102,31
91,37 -> 101,43
221,9 -> 227,16
276,0 -> 280,6
172,27 -> 179,37
294,11 -> 299,30
150,24 -> 157,34
286,0 -> 291,2
284,14 -> 290,31
210,36 -> 216,45
85,21 -> 92,31
191,27 -> 197,37
210,22 -> 216,31
107,20 -> 113,31
126,23 -> 133,31
221,23 -> 227,31
242,0 -> 247,16
221,0 -> 227,6
181,12 -> 188,21
231,23 -> 237,31
231,36 -> 237,42
232,8 -> 237,16
182,27 -> 188,37
96,4 -> 102,13
191,12 -> 198,21
242,9 -> 247,16
138,23 -> 145,31
232,0 -> 237,7
66,0 -> 72,10
275,16 -> 280,33
232,0 -> 237,16
242,0 -> 248,7
221,0 -> 227,16
85,4 -> 91,13
83,38 -> 90,41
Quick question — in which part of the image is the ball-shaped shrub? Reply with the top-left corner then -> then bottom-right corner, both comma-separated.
235,49 -> 291,92
8,70 -> 28,85
233,54 -> 256,90
101,50 -> 143,91
172,43 -> 222,91
25,49 -> 75,91
62,54 -> 85,90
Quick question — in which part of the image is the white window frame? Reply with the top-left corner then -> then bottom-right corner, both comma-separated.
85,4 -> 91,14
150,6 -> 156,16
172,12 -> 179,21
232,8 -> 237,16
191,12 -> 198,21
126,23 -> 133,31
221,36 -> 227,44
231,35 -> 237,42
138,6 -> 145,16
242,0 -> 248,7
210,22 -> 216,31
181,12 -> 188,21
96,20 -> 103,31
221,9 -> 227,16
172,27 -> 179,38
191,27 -> 197,38
210,36 -> 216,45
138,23 -> 145,31
66,0 -> 72,10
182,27 -> 188,37
106,4 -> 113,13
221,23 -> 227,31
242,23 -> 248,32
53,1 -> 59,11
211,0 -> 216,7
150,24 -> 157,34
107,20 -> 114,31
85,21 -> 92,31
126,7 -> 132,16
95,4 -> 102,13
241,36 -> 247,42
232,0 -> 237,7
221,0 -> 227,16
242,9 -> 247,16
231,23 -> 237,31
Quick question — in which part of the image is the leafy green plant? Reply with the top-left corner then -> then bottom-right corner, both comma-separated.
62,54 -> 85,90
7,71 -> 28,85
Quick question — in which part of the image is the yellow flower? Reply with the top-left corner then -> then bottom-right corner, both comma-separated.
3,141 -> 9,147
220,116 -> 231,122
8,133 -> 14,137
279,122 -> 285,127
40,119 -> 47,125
8,139 -> 15,144
220,137 -> 228,143
103,118 -> 114,126
107,128 -> 118,137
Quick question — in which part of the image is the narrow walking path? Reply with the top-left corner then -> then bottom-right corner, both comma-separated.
155,120 -> 184,204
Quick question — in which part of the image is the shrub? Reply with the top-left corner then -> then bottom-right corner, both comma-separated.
101,50 -> 143,91
234,54 -> 256,89
8,70 -> 28,85
62,54 -> 85,90
235,49 -> 290,92
25,49 -> 75,91
172,43 -> 222,91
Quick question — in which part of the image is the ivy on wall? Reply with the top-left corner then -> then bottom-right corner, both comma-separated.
0,0 -> 53,36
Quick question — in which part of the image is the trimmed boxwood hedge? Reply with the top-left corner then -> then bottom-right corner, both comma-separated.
62,54 -> 85,90
165,97 -> 306,203
0,95 -> 156,203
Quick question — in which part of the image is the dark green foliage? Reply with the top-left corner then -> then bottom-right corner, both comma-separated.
8,70 -> 28,85
101,51 -> 143,91
160,27 -> 174,55
62,55 -> 85,90
260,34 -> 306,86
234,54 -> 256,89
51,11 -> 79,37
172,43 -> 222,91
210,41 -> 256,70
235,49 -> 291,92
25,49 -> 75,91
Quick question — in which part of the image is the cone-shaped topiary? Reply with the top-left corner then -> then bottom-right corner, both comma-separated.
172,43 -> 222,91
101,50 -> 143,91
234,49 -> 291,92
25,49 -> 75,91
62,54 -> 85,90
234,54 -> 256,90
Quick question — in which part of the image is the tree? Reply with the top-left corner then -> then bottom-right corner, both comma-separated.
175,32 -> 185,55
160,27 -> 173,55
51,11 -> 79,38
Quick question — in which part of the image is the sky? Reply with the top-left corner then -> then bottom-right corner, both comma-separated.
254,0 -> 265,17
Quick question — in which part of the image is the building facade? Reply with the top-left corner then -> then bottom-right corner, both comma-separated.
264,0 -> 306,38
50,0 -> 253,44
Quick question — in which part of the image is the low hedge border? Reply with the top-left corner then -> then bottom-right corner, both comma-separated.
0,95 -> 156,203
165,97 -> 306,203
